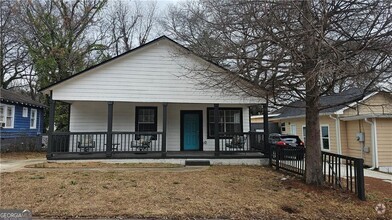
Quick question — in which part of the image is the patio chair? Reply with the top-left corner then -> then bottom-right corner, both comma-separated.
131,135 -> 152,151
77,135 -> 96,152
225,135 -> 246,149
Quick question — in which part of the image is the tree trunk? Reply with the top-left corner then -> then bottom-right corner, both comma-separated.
305,89 -> 323,185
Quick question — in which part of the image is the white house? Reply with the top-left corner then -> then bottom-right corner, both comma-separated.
40,36 -> 268,160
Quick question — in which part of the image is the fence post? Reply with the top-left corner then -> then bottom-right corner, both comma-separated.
275,147 -> 280,170
355,159 -> 366,201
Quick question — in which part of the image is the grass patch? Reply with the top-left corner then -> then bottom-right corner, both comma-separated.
0,166 -> 390,219
0,152 -> 46,160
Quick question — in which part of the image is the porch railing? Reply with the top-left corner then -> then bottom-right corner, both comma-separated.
219,132 -> 267,153
50,132 -> 163,153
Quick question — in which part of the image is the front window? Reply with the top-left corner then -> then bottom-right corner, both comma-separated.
0,105 -> 15,128
135,107 -> 157,132
30,108 -> 37,129
321,125 -> 330,150
208,108 -> 242,138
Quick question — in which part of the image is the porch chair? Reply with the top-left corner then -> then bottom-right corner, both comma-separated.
77,135 -> 96,152
131,135 -> 152,151
225,135 -> 246,149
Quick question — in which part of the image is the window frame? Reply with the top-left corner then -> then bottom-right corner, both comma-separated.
0,104 -> 15,128
281,122 -> 286,132
302,125 -> 306,144
30,108 -> 37,129
23,107 -> 28,117
290,124 -> 297,135
135,106 -> 158,133
207,107 -> 243,139
320,124 -> 330,151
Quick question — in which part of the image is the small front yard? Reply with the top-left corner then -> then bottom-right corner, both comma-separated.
0,164 -> 390,219
0,151 -> 46,160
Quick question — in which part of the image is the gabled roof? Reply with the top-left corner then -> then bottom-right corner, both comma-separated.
1,89 -> 46,108
39,35 -> 232,93
270,88 -> 372,119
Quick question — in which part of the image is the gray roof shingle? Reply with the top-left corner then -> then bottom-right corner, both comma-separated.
271,88 -> 369,118
1,89 -> 46,108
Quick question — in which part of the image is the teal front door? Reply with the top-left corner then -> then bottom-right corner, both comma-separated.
182,111 -> 202,151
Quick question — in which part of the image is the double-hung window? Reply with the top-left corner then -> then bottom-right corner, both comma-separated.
135,107 -> 157,132
0,105 -> 15,128
207,108 -> 242,138
30,108 -> 37,129
320,125 -> 330,150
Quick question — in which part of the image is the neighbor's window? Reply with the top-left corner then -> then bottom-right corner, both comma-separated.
23,107 -> 28,117
0,105 -> 15,128
135,107 -> 157,132
207,108 -> 242,138
302,126 -> 306,143
30,108 -> 37,129
321,125 -> 330,150
281,122 -> 286,132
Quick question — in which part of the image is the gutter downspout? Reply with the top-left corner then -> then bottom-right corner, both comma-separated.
373,118 -> 379,169
364,118 -> 377,169
330,115 -> 342,155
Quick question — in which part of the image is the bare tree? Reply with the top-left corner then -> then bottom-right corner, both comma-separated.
0,0 -> 32,90
104,0 -> 158,56
164,0 -> 392,184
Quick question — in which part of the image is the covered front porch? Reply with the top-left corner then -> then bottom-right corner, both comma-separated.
46,100 -> 270,160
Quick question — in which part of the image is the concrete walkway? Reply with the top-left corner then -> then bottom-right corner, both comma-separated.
0,159 -> 46,173
364,169 -> 392,183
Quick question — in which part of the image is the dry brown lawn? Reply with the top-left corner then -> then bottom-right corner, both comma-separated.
0,165 -> 390,219
25,162 -> 182,169
0,151 -> 46,160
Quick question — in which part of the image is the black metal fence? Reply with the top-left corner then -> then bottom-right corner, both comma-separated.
270,147 -> 366,201
50,132 -> 163,153
322,151 -> 365,201
271,146 -> 305,176
219,132 -> 267,153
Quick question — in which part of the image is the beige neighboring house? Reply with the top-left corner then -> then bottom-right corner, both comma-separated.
252,89 -> 392,173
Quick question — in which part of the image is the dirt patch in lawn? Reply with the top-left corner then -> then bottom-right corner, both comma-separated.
1,166 -> 391,219
25,162 -> 182,169
0,152 -> 46,160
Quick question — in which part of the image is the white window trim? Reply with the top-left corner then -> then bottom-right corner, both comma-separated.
290,124 -> 297,135
0,104 -> 15,128
302,125 -> 306,142
320,124 -> 331,151
30,108 -> 37,129
23,107 -> 29,117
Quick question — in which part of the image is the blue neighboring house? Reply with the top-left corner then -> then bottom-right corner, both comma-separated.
1,88 -> 45,151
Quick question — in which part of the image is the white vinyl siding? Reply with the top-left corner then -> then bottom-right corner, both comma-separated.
50,40 -> 262,104
0,105 -> 15,128
30,108 -> 37,129
69,102 -> 250,151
